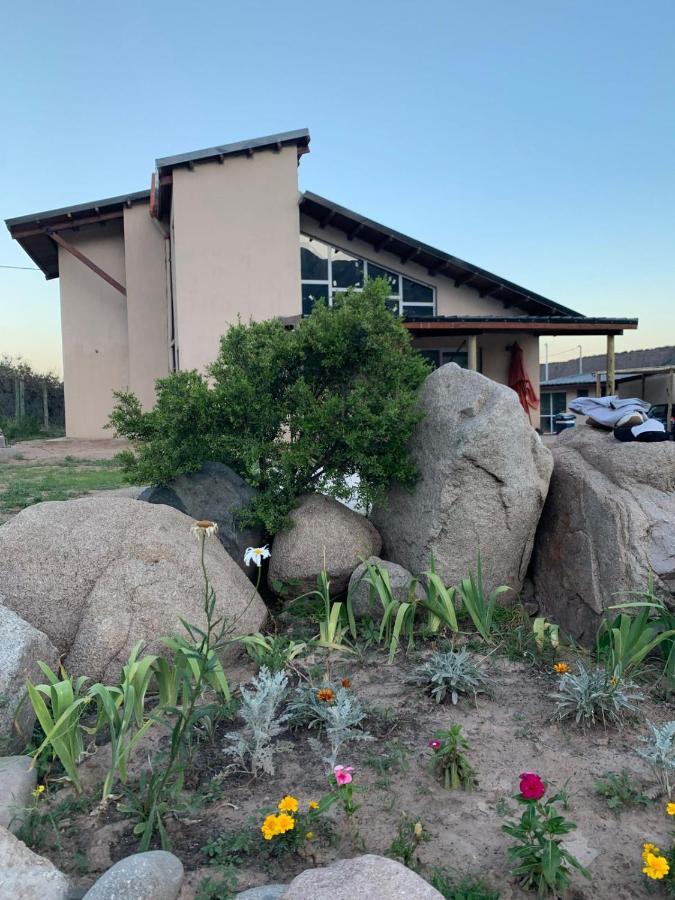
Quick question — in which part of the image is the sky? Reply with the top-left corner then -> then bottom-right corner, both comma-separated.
1,0 -> 674,376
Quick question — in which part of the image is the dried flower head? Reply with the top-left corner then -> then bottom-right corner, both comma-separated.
191,520 -> 218,539
341,678 -> 352,689
317,688 -> 336,703
414,821 -> 423,838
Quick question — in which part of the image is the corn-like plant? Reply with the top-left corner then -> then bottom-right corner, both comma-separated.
457,556 -> 510,643
288,683 -> 372,767
551,663 -> 643,728
27,663 -> 91,792
636,720 -> 675,797
410,648 -> 491,705
223,667 -> 292,777
295,567 -> 353,654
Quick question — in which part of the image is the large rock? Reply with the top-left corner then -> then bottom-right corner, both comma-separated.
83,850 -> 184,899
531,426 -> 675,642
0,602 -> 59,754
139,462 -> 266,575
0,757 -> 36,833
268,494 -> 382,598
281,854 -> 443,899
348,556 -> 423,619
0,497 -> 267,682
0,825 -> 69,899
371,364 -> 552,596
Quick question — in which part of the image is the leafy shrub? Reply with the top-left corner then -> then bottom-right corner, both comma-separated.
551,662 -> 642,727
223,667 -> 292,777
410,648 -> 491,705
428,725 -> 478,790
636,721 -> 675,797
110,279 -> 430,532
288,683 -> 372,767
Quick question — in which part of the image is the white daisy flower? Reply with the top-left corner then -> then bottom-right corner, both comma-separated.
191,520 -> 219,539
244,545 -> 271,567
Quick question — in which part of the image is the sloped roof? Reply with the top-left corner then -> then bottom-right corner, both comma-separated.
541,345 -> 675,381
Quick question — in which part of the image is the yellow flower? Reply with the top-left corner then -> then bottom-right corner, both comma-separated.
261,811 -> 296,840
275,812 -> 295,834
642,843 -> 660,862
610,676 -> 620,687
667,802 -> 675,816
32,785 -> 45,799
305,831 -> 314,841
261,814 -> 279,840
414,822 -> 423,838
643,852 -> 670,880
278,795 -> 299,814
309,800 -> 320,810
553,662 -> 570,675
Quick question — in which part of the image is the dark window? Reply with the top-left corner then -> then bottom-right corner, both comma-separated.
301,244 -> 328,280
402,278 -> 433,303
441,350 -> 468,368
577,388 -> 589,398
403,304 -> 435,319
302,284 -> 328,316
368,263 -> 400,294
331,249 -> 363,288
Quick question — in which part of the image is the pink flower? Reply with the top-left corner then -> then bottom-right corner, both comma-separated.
519,772 -> 546,801
334,765 -> 354,785
428,739 -> 441,751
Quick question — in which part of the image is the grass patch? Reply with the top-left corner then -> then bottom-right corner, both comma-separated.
0,457 -> 127,519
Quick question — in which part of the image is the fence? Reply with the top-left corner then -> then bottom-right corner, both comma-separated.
0,370 -> 65,431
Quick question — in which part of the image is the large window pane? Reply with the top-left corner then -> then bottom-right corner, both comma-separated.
441,350 -> 468,368
302,283 -> 329,315
402,304 -> 434,318
367,262 -> 400,294
331,248 -> 363,288
300,239 -> 328,280
402,277 -> 433,303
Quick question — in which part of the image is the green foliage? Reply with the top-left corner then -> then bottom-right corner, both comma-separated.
551,662 -> 642,728
365,742 -> 410,789
458,556 -> 510,643
110,279 -> 430,532
429,725 -> 478,791
532,617 -> 560,654
289,682 -> 372,767
429,868 -> 500,900
295,569 -> 354,654
410,648 -> 491,705
240,633 -> 307,673
387,814 -> 430,872
502,787 -> 590,896
594,770 -> 651,813
636,721 -> 675,797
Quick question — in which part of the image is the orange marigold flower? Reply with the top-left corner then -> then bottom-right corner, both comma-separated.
341,678 -> 352,688
553,662 -> 570,675
309,800 -> 320,810
278,795 -> 299,813
317,688 -> 336,703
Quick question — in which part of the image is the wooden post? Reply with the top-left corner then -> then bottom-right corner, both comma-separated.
42,381 -> 49,430
14,377 -> 26,420
467,335 -> 478,371
666,368 -> 674,436
606,334 -> 616,396
595,372 -> 602,397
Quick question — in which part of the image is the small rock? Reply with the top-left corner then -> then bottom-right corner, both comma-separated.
236,887 -> 286,899
281,854 -> 443,899
562,831 -> 600,868
82,850 -> 184,899
0,601 -> 59,754
0,824 -> 70,899
0,756 -> 36,833
348,556 -> 424,619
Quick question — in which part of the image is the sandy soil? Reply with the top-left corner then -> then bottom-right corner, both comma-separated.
31,647 -> 674,899
4,437 -> 132,461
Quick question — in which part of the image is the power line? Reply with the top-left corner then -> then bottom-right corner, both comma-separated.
0,263 -> 41,271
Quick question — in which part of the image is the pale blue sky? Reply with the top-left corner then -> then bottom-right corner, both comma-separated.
2,0 -> 673,375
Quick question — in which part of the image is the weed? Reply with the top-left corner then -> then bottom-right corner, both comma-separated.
387,814 -> 430,872
365,742 -> 410,789
595,770 -> 651,812
429,867 -> 500,900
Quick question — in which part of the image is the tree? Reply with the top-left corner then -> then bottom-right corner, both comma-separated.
110,279 -> 430,532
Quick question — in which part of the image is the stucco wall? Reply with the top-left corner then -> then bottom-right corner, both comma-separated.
171,146 -> 302,373
58,224 -> 128,438
123,203 -> 170,407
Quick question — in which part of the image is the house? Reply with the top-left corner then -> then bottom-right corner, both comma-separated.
6,128 -> 638,438
540,346 -> 675,432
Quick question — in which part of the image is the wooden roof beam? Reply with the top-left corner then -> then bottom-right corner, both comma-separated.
47,229 -> 126,296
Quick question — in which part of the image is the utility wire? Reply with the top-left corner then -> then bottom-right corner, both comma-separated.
0,264 -> 41,271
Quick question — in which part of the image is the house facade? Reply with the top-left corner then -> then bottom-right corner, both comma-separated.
6,129 -> 638,438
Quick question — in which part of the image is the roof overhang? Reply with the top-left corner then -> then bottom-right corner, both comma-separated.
5,190 -> 150,279
300,192 -> 584,318
404,316 -> 638,337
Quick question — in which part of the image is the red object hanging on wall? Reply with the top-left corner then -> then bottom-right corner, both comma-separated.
508,342 -> 539,424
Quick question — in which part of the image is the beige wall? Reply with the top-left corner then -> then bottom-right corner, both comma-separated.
123,203 -> 170,407
58,224 -> 129,438
171,146 -> 302,372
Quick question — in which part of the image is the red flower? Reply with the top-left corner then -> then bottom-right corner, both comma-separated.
519,772 -> 545,801
429,739 -> 441,751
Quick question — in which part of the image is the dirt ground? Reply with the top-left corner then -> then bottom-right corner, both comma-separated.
29,645 -> 674,900
3,437 -> 132,462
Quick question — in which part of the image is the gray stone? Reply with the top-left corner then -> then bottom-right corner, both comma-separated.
82,850 -> 183,899
0,496 -> 267,682
0,824 -> 70,899
371,364 -> 553,597
0,756 -> 36,833
348,556 -> 424,619
139,462 -> 266,575
268,494 -> 382,598
236,887 -> 286,900
0,602 -> 59,754
531,425 -> 675,642
281,854 -> 443,899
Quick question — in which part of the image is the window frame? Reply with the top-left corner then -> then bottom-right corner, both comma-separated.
300,235 -> 436,317
540,391 -> 568,433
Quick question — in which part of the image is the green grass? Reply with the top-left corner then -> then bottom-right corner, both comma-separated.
0,457 -> 127,520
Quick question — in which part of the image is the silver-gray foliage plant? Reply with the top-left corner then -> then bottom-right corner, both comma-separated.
551,662 -> 643,728
636,720 -> 675,797
288,684 -> 372,768
409,648 -> 491,705
223,666 -> 292,777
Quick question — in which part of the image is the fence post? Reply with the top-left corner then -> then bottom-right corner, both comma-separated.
43,381 -> 50,430
14,377 -> 26,421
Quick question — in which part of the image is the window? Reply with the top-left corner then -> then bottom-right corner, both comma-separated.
418,348 -> 470,370
300,235 -> 435,317
540,392 -> 568,433
577,388 -> 589,398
